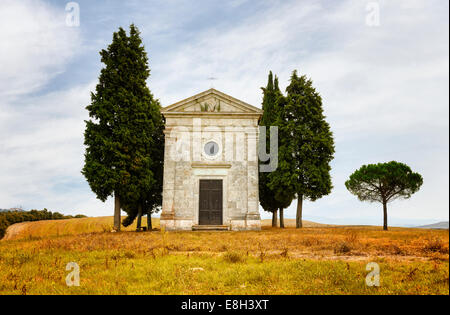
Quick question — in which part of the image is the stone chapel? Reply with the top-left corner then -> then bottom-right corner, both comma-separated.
159,88 -> 263,231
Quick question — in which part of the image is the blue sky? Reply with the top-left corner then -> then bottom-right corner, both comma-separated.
0,0 -> 448,226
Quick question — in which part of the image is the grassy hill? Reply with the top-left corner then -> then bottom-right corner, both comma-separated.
0,222 -> 448,295
2,216 -> 156,240
0,217 -> 448,295
3,217 -> 326,241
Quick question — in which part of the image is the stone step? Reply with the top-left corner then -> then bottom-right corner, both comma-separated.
192,225 -> 230,231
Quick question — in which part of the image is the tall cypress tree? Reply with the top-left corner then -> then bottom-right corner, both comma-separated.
260,72 -> 295,228
259,72 -> 279,227
280,70 -> 335,228
82,24 -> 164,231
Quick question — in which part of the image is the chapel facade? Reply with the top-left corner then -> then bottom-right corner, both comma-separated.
159,89 -> 263,231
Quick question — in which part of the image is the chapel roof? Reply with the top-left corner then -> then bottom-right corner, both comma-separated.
161,88 -> 263,117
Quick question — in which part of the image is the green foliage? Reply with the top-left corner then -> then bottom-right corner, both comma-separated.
82,24 -> 164,226
272,70 -> 335,201
258,73 -> 277,212
345,161 -> 423,204
259,72 -> 294,214
0,209 -> 86,239
264,69 -> 334,228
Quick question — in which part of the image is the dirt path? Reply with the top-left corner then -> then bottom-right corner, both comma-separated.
167,250 -> 434,262
2,221 -> 30,240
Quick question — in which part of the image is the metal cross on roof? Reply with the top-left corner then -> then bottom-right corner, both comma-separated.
207,76 -> 218,88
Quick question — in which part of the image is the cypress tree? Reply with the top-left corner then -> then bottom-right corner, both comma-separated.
280,70 -> 335,228
259,72 -> 279,226
82,24 -> 164,231
260,72 -> 295,228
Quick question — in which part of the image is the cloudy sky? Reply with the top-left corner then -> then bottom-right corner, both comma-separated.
0,0 -> 448,226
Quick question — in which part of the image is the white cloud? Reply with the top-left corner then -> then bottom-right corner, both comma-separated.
0,0 -> 80,99
0,0 -> 95,215
145,0 -> 448,223
149,0 -> 323,105
0,0 -> 448,223
0,82 -> 100,213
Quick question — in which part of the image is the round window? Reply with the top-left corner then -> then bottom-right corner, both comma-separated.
204,141 -> 219,156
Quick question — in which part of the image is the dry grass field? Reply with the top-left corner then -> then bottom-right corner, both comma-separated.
2,217 -> 326,240
2,216 -> 142,240
0,217 -> 448,295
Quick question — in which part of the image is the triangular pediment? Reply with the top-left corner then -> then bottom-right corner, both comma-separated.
162,88 -> 263,115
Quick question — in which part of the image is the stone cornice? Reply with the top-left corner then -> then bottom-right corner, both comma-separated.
191,162 -> 232,169
163,127 -> 259,134
161,111 -> 262,119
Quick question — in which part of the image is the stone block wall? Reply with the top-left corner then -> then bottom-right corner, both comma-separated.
160,114 -> 261,231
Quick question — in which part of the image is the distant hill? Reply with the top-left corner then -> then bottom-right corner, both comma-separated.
416,221 -> 449,230
261,219 -> 330,228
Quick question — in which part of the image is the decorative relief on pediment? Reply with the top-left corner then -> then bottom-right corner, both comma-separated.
199,97 -> 221,112
162,89 -> 263,116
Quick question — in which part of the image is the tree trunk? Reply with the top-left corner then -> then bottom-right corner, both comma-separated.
136,203 -> 143,231
114,194 -> 121,232
272,209 -> 278,227
279,208 -> 285,228
383,201 -> 388,231
147,210 -> 152,231
296,195 -> 303,228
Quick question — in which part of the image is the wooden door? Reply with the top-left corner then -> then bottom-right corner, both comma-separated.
199,179 -> 223,225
